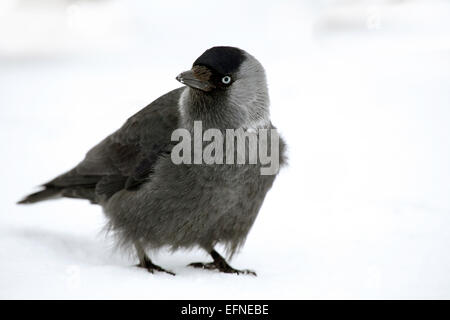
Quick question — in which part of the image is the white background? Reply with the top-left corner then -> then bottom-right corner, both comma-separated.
1,0 -> 450,299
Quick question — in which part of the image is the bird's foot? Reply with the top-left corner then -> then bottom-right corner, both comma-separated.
136,257 -> 175,276
188,260 -> 256,276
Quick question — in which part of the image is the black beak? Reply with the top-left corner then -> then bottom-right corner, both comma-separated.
176,70 -> 215,92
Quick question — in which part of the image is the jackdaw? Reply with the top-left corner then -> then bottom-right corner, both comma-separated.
18,46 -> 287,276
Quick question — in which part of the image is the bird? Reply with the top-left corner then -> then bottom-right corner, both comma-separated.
18,46 -> 287,276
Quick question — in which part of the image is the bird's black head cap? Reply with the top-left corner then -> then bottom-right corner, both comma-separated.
193,46 -> 246,75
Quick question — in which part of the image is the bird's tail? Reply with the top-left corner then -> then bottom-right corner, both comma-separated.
17,187 -> 61,204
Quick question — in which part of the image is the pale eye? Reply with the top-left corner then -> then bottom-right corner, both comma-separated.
221,76 -> 232,84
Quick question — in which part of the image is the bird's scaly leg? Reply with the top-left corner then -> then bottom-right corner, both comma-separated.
134,242 -> 175,276
188,249 -> 256,276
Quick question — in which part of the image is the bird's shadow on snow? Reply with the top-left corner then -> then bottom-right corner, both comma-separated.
7,227 -> 128,266
4,227 -> 219,276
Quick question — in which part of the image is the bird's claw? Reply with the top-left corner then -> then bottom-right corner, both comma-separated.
136,262 -> 176,276
188,261 -> 257,276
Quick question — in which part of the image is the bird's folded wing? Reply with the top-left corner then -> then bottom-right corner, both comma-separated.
45,87 -> 183,201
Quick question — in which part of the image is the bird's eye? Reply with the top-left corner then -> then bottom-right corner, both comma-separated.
221,76 -> 232,85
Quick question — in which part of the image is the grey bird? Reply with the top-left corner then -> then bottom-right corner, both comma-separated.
18,46 -> 287,276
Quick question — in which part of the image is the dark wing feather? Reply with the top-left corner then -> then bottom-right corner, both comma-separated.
35,87 -> 183,203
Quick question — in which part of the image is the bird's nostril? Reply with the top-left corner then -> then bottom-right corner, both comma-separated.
176,74 -> 184,82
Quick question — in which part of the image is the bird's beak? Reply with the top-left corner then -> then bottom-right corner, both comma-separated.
176,69 -> 215,92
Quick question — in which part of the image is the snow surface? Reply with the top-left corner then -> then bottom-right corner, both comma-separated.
1,0 -> 450,299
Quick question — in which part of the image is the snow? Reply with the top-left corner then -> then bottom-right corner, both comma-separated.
1,0 -> 450,299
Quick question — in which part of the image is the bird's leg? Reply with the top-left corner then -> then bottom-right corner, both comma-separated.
188,249 -> 257,276
134,242 -> 175,276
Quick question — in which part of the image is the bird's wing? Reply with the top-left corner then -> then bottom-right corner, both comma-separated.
45,87 -> 183,202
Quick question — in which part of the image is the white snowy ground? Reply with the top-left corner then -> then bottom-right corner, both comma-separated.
1,0 -> 450,299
